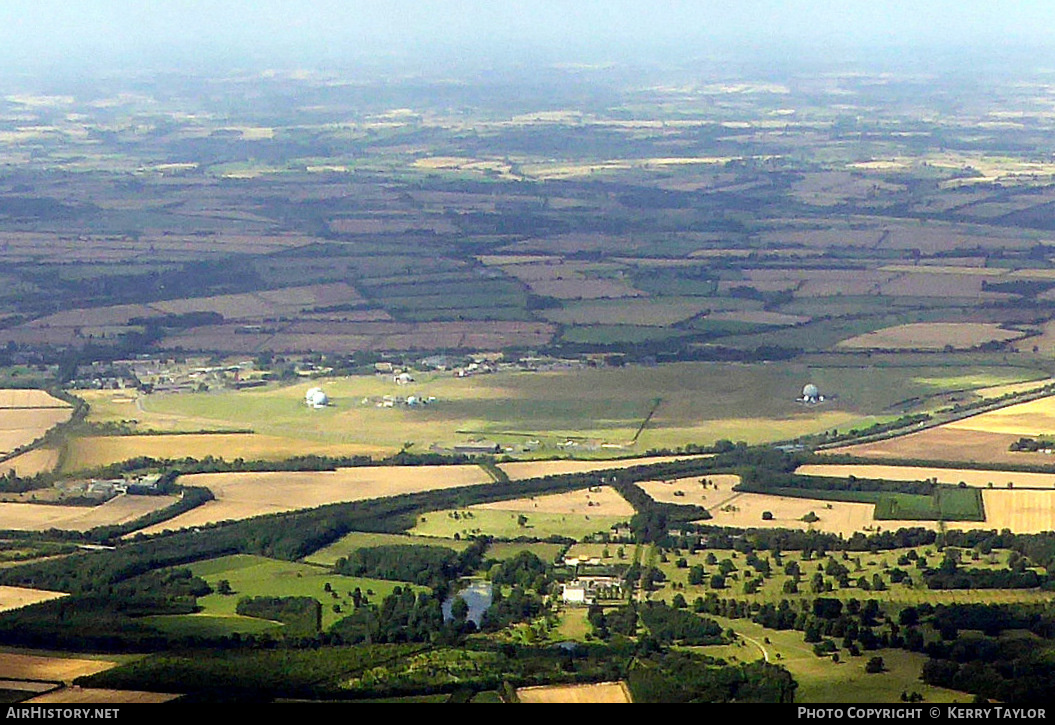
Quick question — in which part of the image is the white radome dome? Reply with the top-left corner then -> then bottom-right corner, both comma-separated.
802,384 -> 820,399
306,388 -> 328,407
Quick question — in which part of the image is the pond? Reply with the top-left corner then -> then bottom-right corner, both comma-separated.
442,579 -> 493,626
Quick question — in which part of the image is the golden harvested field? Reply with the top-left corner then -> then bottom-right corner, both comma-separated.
0,586 -> 65,612
797,464 -> 1055,489
63,433 -> 388,471
636,474 -> 741,507
824,427 -> 1048,466
956,490 -> 1055,534
837,323 -> 1025,350
473,486 -> 635,517
498,456 -> 704,481
0,391 -> 70,408
972,379 -> 1054,399
517,681 -> 632,703
943,395 -> 1055,436
0,408 -> 72,455
25,689 -> 180,704
1013,320 -> 1055,355
696,492 -> 924,536
0,495 -> 179,532
135,465 -> 493,535
0,448 -> 59,477
0,653 -> 116,682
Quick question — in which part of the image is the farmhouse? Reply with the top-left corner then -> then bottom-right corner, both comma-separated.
562,576 -> 625,605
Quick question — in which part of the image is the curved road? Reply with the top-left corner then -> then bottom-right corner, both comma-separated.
738,634 -> 771,663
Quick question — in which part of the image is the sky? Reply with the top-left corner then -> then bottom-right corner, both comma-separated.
0,1 -> 1053,74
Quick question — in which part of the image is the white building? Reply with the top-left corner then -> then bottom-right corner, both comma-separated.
305,387 -> 329,408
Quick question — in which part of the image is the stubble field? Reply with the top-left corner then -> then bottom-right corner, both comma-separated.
135,465 -> 493,535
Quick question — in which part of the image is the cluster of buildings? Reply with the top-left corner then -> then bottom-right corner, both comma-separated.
68,473 -> 163,500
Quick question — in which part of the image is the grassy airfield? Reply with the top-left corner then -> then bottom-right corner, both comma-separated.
63,363 -> 1041,470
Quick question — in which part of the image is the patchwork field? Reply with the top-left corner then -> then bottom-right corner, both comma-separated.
517,681 -> 631,703
136,465 -> 493,535
836,323 -> 1025,350
0,494 -> 179,532
473,486 -> 635,517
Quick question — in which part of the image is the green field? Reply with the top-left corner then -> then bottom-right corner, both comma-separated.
126,362 -> 1045,457
874,488 -> 985,522
484,541 -> 567,563
187,554 -> 425,630
649,547 -> 1047,609
409,508 -> 627,541
705,617 -> 970,703
139,613 -> 283,638
302,531 -> 472,567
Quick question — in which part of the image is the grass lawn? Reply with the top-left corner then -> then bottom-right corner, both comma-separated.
187,554 -> 424,630
409,508 -> 627,541
552,607 -> 592,642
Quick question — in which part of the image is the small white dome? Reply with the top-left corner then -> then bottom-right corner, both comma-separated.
803,384 -> 820,398
306,388 -> 328,407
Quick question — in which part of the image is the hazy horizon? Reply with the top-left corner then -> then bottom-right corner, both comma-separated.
2,1 -> 1054,78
